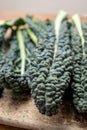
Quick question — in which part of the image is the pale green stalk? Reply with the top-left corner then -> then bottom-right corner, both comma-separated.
26,25 -> 38,46
17,29 -> 26,75
54,10 -> 67,58
72,14 -> 85,56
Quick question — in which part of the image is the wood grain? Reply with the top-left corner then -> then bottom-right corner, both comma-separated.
0,124 -> 27,130
0,11 -> 87,130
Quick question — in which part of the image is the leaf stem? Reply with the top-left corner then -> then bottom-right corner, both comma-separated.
26,25 -> 38,46
72,14 -> 85,56
17,29 -> 26,75
54,10 -> 67,58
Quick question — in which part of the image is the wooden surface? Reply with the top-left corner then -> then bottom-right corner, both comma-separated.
0,11 -> 87,130
0,89 -> 87,130
0,125 -> 27,130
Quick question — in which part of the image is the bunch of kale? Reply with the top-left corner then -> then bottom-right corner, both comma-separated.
0,12 -> 87,116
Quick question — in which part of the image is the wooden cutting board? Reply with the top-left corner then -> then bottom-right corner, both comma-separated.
0,11 -> 87,130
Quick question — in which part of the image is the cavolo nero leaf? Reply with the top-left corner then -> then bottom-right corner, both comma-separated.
30,11 -> 72,116
71,14 -> 87,112
43,11 -> 72,115
4,21 -> 40,93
